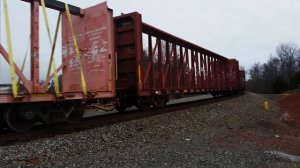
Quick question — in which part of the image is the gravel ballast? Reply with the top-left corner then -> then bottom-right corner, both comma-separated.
0,92 -> 300,167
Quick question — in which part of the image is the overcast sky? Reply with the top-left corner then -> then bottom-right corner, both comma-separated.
1,0 -> 300,83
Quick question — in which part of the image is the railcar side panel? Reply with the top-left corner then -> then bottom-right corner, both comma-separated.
239,70 -> 246,89
114,13 -> 142,92
62,2 -> 115,98
227,59 -> 240,89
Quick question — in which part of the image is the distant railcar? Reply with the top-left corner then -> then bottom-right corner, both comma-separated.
114,13 -> 245,110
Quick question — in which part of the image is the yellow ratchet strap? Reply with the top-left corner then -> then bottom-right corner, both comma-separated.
41,0 -> 52,44
16,37 -> 30,92
3,0 -> 17,98
50,14 -> 62,97
41,0 -> 61,97
65,3 -> 88,96
46,14 -> 61,79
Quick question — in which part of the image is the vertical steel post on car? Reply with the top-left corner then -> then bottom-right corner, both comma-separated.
214,57 -> 217,89
135,14 -> 143,92
224,59 -> 229,89
204,54 -> 208,90
210,57 -> 214,90
30,1 -> 40,93
190,50 -> 196,89
164,41 -> 171,89
216,58 -> 219,89
214,58 -> 217,89
221,60 -> 225,89
173,44 -> 178,89
195,52 -> 200,88
213,57 -> 216,89
218,59 -> 221,89
148,35 -> 154,90
211,57 -> 214,90
212,57 -> 216,90
207,55 -> 211,90
179,46 -> 184,88
157,38 -> 163,89
200,53 -> 204,90
185,48 -> 189,89
217,58 -> 220,89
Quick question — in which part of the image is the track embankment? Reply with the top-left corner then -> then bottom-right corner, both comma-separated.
0,92 -> 299,167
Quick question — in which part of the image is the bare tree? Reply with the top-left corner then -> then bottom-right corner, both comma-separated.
247,42 -> 300,93
262,56 -> 280,92
249,63 -> 263,80
297,48 -> 300,72
276,43 -> 298,83
247,63 -> 265,93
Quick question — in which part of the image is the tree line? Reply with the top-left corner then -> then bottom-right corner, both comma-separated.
247,42 -> 300,94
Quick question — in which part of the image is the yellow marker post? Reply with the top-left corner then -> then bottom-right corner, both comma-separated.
264,101 -> 269,111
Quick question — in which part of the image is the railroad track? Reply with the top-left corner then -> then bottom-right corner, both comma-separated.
0,94 -> 242,146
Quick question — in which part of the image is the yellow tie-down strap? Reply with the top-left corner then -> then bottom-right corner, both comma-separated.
17,37 -> 30,92
41,0 -> 61,97
65,3 -> 88,96
3,0 -> 17,98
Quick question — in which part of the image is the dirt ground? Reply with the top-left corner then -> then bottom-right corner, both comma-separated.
277,93 -> 300,126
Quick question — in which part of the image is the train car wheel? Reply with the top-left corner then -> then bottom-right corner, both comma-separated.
116,106 -> 126,113
138,102 -> 152,112
66,103 -> 85,124
5,105 -> 36,132
155,96 -> 168,108
115,99 -> 126,112
138,96 -> 158,111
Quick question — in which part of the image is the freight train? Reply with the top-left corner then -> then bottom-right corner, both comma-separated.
0,1 -> 245,132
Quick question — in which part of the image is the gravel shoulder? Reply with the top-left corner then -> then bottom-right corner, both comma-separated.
0,92 -> 300,168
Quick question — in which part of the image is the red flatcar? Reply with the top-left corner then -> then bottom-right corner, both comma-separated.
0,2 -> 115,132
0,1 -> 245,132
114,13 -> 245,110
